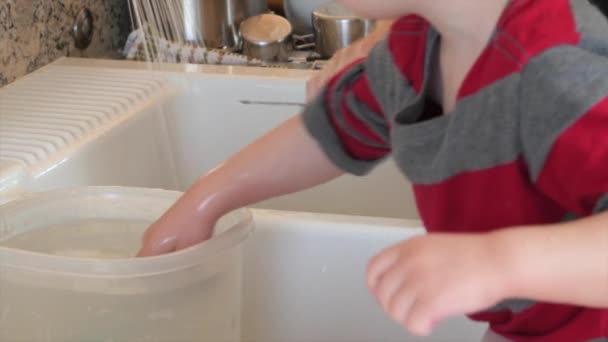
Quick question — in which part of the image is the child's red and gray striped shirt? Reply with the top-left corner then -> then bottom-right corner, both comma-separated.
302,0 -> 608,340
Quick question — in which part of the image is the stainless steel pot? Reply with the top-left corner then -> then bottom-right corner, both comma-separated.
312,1 -> 375,58
182,0 -> 268,50
240,14 -> 292,62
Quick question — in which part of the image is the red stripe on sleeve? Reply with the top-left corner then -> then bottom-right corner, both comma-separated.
330,118 -> 390,160
325,63 -> 391,160
352,74 -> 384,119
338,99 -> 387,146
338,81 -> 389,146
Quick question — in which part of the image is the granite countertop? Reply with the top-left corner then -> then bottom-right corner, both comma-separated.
0,0 -> 130,87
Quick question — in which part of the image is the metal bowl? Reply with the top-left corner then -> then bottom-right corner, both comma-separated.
312,2 -> 375,58
185,0 -> 268,50
240,14 -> 293,62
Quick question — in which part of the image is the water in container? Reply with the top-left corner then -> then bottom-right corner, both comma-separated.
0,187 -> 252,342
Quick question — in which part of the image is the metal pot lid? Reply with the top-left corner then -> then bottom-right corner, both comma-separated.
240,14 -> 293,44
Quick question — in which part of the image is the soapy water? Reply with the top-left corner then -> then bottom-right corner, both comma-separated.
0,220 -> 146,259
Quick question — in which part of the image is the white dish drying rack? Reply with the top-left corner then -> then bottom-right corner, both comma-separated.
123,28 -> 325,70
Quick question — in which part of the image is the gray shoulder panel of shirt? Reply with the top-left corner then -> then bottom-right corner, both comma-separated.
520,43 -> 608,182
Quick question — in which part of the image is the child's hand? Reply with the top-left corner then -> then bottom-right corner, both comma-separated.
367,233 -> 509,336
137,191 -> 218,257
137,214 -> 214,257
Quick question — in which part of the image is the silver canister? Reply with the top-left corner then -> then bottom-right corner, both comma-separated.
312,1 -> 375,58
240,14 -> 293,62
182,0 -> 268,50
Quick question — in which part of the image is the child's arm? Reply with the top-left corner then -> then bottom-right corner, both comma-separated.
496,213 -> 608,307
508,44 -> 608,307
139,38 -> 396,256
137,115 -> 343,256
366,215 -> 608,337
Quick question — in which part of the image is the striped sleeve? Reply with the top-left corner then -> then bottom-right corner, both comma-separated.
520,45 -> 608,216
302,58 -> 391,176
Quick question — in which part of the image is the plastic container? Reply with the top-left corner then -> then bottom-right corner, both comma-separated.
0,186 -> 253,342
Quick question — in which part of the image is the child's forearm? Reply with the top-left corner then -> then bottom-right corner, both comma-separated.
496,212 -> 608,307
138,115 -> 343,255
187,114 -> 343,221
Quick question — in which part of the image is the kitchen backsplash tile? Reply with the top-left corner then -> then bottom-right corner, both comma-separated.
0,0 -> 131,87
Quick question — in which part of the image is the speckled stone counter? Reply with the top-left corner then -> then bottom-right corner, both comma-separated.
0,0 -> 131,87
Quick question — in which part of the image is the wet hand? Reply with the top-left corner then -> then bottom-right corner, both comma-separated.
367,233 -> 509,336
136,203 -> 216,257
